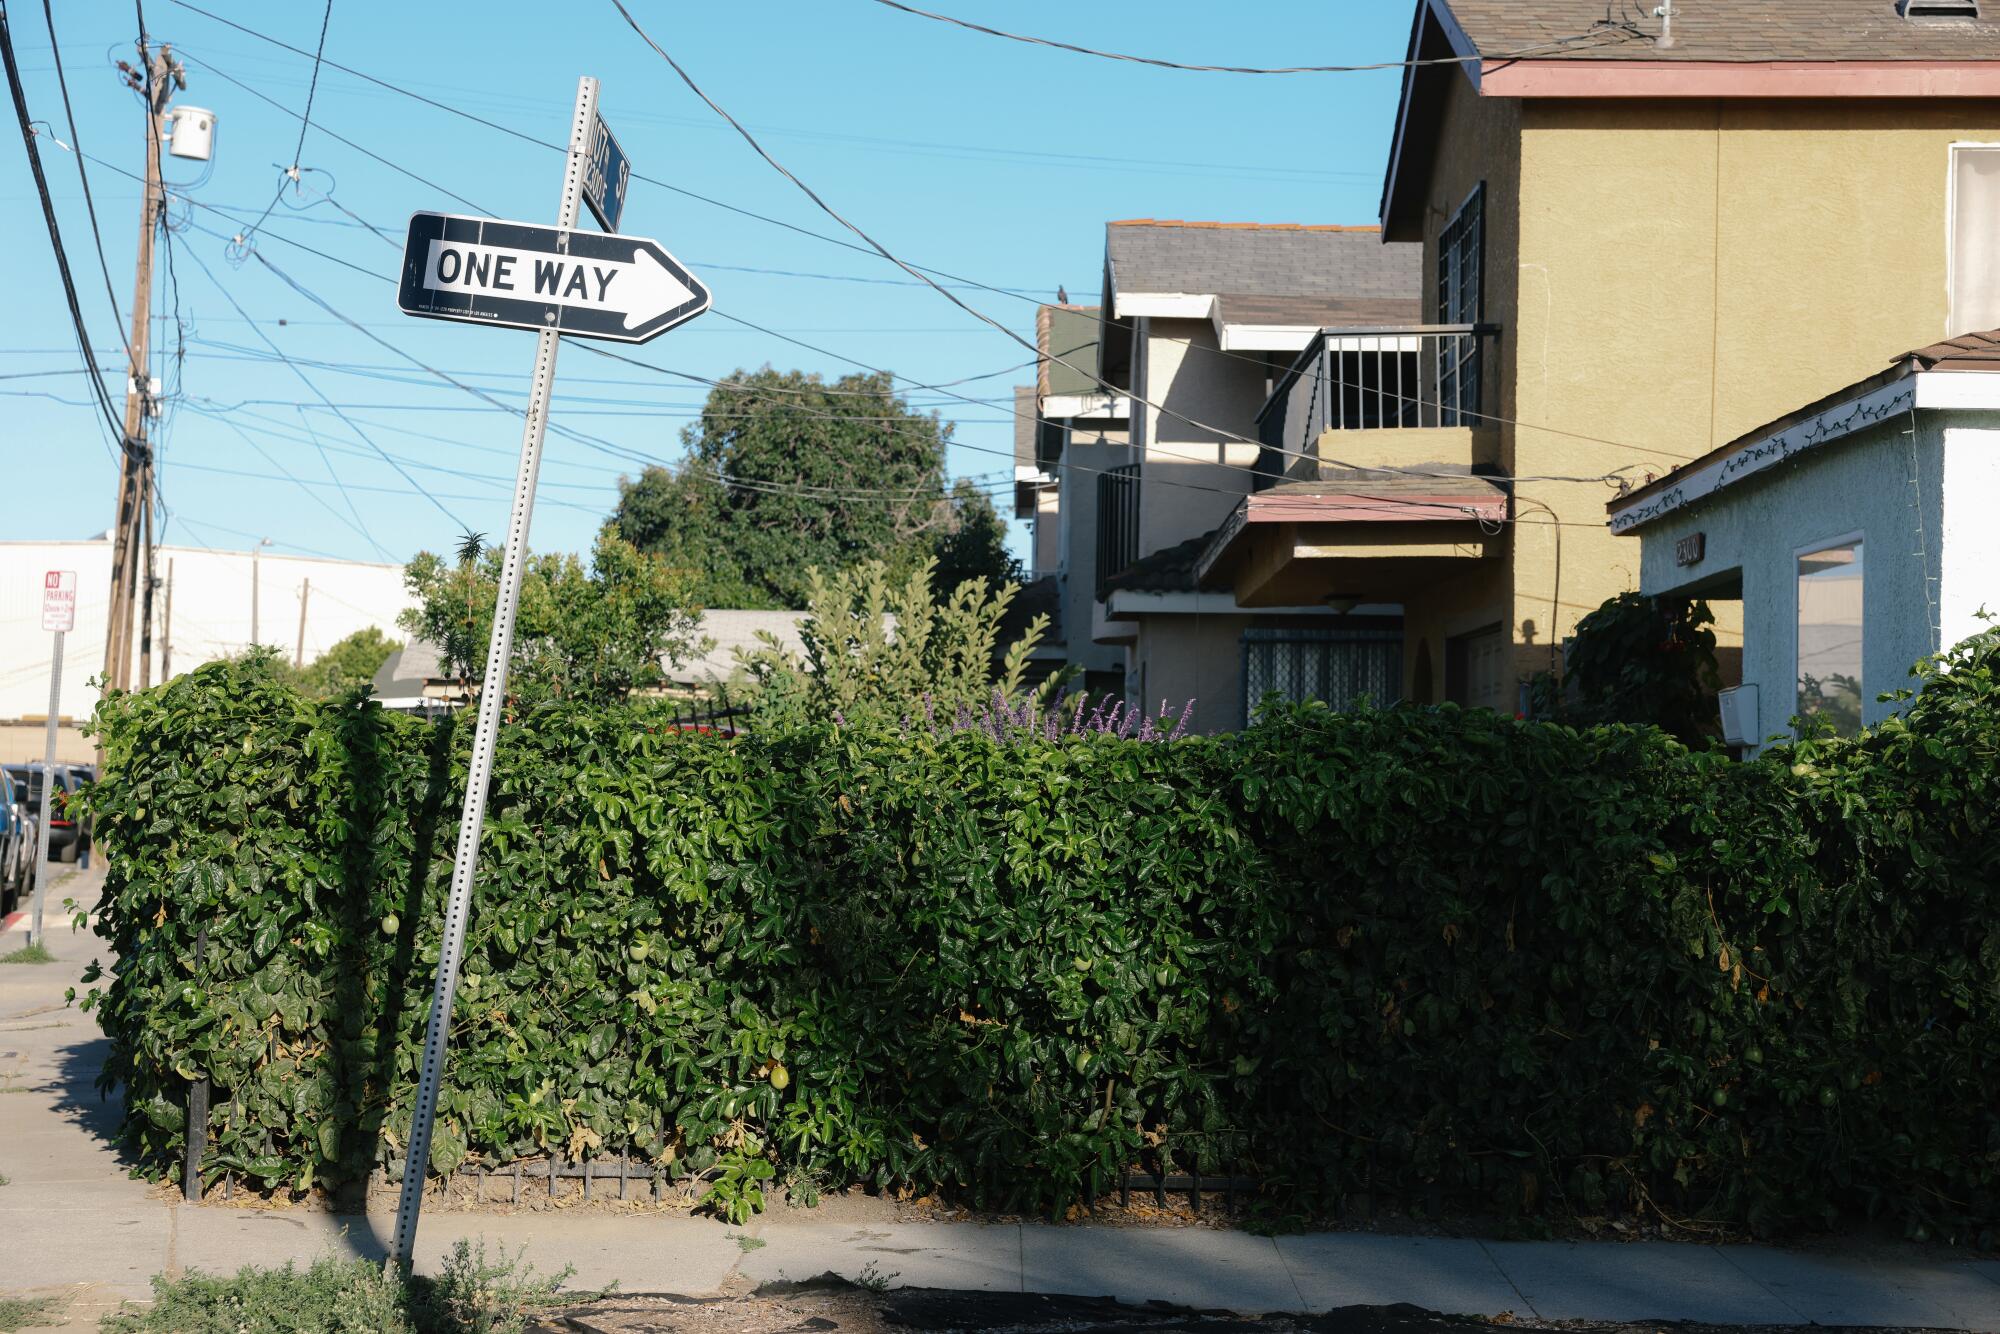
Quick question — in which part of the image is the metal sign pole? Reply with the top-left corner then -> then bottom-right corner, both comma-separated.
28,629 -> 63,948
389,75 -> 599,1270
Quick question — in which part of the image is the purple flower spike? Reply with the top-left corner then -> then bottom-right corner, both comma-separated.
1138,715 -> 1157,742
833,708 -> 847,726
1070,692 -> 1088,732
1045,710 -> 1060,741
1118,706 -> 1138,738
1168,699 -> 1195,741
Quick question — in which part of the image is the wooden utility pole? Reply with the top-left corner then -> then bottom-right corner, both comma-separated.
294,579 -> 311,669
138,497 -> 156,688
101,41 -> 181,694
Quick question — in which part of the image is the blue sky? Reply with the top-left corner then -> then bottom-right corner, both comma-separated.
1,0 -> 1416,568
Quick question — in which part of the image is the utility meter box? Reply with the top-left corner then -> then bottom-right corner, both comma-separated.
1717,684 -> 1759,748
166,106 -> 215,161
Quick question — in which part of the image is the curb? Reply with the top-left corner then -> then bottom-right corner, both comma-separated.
0,910 -> 24,936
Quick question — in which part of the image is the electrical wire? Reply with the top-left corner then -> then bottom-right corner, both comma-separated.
289,0 -> 331,170
179,239 -> 466,531
861,0 -> 1644,75
603,0 -> 1601,510
113,39 -> 1658,523
0,1 -> 127,449
39,0 -> 134,367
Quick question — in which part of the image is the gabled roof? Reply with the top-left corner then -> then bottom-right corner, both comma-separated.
1102,531 -> 1214,596
1105,219 -> 1419,312
1909,327 -> 2000,369
1449,1 -> 2000,63
1381,0 -> 2000,235
1607,327 -> 2000,532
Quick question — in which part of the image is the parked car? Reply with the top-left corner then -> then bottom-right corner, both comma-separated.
0,764 -> 87,864
0,768 -> 28,912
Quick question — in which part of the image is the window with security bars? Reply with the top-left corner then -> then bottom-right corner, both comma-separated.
1436,184 -> 1483,426
1241,626 -> 1403,723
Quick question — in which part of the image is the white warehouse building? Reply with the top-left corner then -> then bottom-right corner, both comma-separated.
0,536 -> 412,761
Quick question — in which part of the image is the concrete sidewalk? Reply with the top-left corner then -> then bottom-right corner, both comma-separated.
4,873 -> 1998,1330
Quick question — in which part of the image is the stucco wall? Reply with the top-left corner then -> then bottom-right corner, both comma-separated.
1508,97 -> 2000,692
1129,613 -> 1253,735
1633,417 -> 1946,748
1135,317 -> 1265,559
1032,486 -> 1060,577
1416,75 -> 1527,677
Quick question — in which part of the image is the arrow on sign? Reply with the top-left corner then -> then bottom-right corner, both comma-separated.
397,212 -> 710,344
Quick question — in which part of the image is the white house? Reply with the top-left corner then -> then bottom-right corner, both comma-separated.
1608,331 -> 2000,751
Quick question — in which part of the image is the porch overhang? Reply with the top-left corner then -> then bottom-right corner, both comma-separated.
1196,481 -> 1507,609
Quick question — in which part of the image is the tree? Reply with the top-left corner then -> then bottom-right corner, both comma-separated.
610,367 -> 1016,608
1546,592 -> 1722,743
397,528 -> 705,707
737,558 -> 1046,727
293,627 -> 400,699
931,479 -> 1019,596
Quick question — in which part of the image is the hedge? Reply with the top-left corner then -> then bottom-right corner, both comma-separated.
76,633 -> 2000,1240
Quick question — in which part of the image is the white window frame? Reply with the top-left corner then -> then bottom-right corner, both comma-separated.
1792,529 -> 1867,734
1946,142 -> 2000,339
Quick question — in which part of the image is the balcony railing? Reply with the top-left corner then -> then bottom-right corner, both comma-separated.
1257,325 -> 1498,475
1094,463 -> 1140,595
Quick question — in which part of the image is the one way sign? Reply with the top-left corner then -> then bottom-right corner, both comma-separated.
397,212 -> 710,343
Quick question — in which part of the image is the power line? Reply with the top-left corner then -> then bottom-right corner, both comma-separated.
288,0 -> 331,170
603,1 -> 1548,516
862,0 -> 1644,74
161,6 -> 1072,296
39,0 -> 134,367
203,409 -> 395,557
0,1 -> 127,449
130,42 -> 1681,472
179,238 -> 466,531
122,39 -> 1655,512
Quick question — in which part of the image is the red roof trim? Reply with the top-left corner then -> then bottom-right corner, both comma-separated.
1244,490 -> 1509,525
1481,59 -> 2000,99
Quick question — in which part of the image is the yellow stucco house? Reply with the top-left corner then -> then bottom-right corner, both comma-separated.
1197,0 -> 2000,712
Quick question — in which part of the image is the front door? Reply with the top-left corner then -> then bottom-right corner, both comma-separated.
1445,625 -> 1509,713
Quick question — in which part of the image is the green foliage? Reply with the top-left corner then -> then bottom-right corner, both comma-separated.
736,558 -> 1046,727
398,528 -> 705,706
1546,593 -> 1722,743
98,1242 -> 575,1334
77,633 -> 2000,1241
286,627 -> 402,701
610,368 -> 1015,609
930,479 -> 1019,596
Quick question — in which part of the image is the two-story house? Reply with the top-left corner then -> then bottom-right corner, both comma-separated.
1197,0 -> 2000,714
1029,220 -> 1425,731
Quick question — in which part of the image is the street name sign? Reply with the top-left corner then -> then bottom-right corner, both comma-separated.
582,109 -> 631,231
396,211 -> 710,344
40,570 -> 76,632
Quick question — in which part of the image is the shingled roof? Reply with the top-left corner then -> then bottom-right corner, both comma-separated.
1101,531 -> 1213,596
1908,328 -> 2000,369
1446,0 -> 2000,62
1106,220 -> 1420,307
